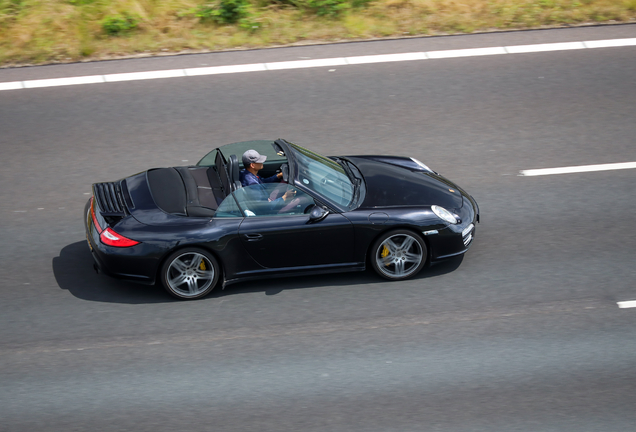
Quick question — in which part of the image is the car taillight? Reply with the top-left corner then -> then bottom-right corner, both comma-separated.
100,227 -> 140,248
90,197 -> 102,233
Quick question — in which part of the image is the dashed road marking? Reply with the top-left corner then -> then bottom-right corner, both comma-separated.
618,301 -> 636,309
1,37 -> 635,91
520,162 -> 636,176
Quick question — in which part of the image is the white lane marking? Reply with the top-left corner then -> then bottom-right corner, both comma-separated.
104,69 -> 186,82
426,46 -> 507,58
185,63 -> 266,76
584,37 -> 636,48
265,57 -> 347,70
0,81 -> 24,90
505,41 -> 586,53
346,52 -> 428,64
1,37 -> 635,91
618,301 -> 636,308
519,162 -> 636,176
24,75 -> 105,88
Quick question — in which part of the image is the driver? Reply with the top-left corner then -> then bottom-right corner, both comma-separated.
240,149 -> 295,204
240,149 -> 283,187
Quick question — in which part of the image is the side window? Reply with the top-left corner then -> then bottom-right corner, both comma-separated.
234,184 -> 316,217
215,194 -> 242,217
197,149 -> 218,167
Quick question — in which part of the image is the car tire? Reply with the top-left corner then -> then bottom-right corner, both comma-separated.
160,248 -> 220,299
370,229 -> 427,281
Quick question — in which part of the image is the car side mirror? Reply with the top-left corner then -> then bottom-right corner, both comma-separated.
307,205 -> 329,223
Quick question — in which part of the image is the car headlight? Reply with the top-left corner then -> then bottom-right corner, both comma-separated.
432,205 -> 458,224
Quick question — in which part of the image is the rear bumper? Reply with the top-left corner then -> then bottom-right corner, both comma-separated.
84,199 -> 160,285
89,244 -> 156,285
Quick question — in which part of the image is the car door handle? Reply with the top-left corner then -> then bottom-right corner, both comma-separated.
243,233 -> 263,242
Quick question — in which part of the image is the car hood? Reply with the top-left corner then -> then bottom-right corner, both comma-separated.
345,156 -> 464,210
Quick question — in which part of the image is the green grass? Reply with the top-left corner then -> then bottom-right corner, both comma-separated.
0,0 -> 634,66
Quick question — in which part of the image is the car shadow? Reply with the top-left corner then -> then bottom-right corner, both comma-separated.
53,241 -> 173,304
53,241 -> 463,303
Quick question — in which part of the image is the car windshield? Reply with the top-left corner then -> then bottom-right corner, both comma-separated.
288,142 -> 355,208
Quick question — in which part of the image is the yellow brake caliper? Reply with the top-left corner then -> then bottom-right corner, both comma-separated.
381,245 -> 390,266
199,260 -> 206,271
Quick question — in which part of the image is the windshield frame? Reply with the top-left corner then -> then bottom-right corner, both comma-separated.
278,139 -> 361,213
197,140 -> 287,167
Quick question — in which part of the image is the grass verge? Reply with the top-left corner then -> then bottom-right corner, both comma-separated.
0,0 -> 635,67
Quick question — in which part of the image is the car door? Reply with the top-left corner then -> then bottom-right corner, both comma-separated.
234,184 -> 355,269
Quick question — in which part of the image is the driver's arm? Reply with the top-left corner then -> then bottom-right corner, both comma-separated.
262,172 -> 283,183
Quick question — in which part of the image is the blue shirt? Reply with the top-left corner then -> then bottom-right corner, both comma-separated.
239,170 -> 279,187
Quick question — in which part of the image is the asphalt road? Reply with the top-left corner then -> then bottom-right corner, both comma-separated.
1,25 -> 636,431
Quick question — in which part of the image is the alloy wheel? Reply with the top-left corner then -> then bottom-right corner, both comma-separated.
165,252 -> 216,298
374,233 -> 424,279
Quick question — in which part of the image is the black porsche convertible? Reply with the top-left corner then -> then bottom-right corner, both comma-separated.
85,139 -> 479,299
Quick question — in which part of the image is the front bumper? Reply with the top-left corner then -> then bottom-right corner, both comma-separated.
427,195 -> 478,261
